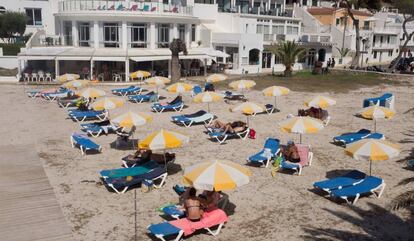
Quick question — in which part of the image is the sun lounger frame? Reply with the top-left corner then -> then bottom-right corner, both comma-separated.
106,172 -> 168,194
152,103 -> 184,113
209,127 -> 250,144
69,111 -> 108,122
70,135 -> 102,155
148,222 -> 224,241
333,181 -> 386,205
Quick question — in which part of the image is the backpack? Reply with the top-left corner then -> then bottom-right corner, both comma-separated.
248,128 -> 256,139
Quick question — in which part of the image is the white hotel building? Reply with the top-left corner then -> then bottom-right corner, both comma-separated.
0,0 -> 334,81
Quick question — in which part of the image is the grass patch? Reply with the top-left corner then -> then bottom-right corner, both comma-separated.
210,70 -> 408,93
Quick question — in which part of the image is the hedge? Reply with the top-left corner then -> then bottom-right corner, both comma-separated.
0,43 -> 25,56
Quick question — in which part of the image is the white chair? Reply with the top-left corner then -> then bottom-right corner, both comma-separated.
31,73 -> 38,82
24,73 -> 31,82
38,72 -> 45,82
45,73 -> 53,82
113,73 -> 121,82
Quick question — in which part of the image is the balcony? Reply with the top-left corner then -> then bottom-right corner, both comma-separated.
218,6 -> 293,18
58,0 -> 193,16
263,34 -> 286,43
300,34 -> 331,44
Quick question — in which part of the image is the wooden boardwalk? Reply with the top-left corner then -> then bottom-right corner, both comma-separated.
0,144 -> 73,241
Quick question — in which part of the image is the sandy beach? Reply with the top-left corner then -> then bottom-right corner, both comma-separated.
1,76 -> 414,241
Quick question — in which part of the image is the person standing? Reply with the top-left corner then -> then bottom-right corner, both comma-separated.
331,58 -> 336,68
327,58 -> 331,68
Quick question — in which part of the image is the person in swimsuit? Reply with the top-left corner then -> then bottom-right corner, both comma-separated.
184,188 -> 203,222
206,120 -> 247,133
283,141 -> 300,163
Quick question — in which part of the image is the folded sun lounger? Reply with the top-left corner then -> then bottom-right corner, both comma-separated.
333,129 -> 384,146
128,91 -> 158,103
70,133 -> 102,155
330,176 -> 386,205
152,96 -> 184,113
279,144 -> 313,175
148,209 -> 228,241
208,127 -> 250,144
171,110 -> 214,127
111,86 -> 142,96
103,167 -> 167,193
247,138 -> 280,167
313,170 -> 367,193
223,91 -> 247,102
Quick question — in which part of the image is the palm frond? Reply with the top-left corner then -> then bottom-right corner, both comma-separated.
398,177 -> 414,186
390,190 -> 414,210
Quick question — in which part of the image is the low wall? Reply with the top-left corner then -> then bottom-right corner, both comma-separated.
0,56 -> 18,69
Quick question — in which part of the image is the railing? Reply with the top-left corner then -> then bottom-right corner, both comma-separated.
58,0 -> 193,16
263,34 -> 286,42
300,34 -> 331,43
219,6 -> 293,17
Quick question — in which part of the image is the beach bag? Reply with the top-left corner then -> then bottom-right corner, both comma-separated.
271,156 -> 283,177
248,128 -> 256,139
141,179 -> 153,193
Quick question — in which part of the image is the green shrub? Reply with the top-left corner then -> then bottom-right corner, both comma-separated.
0,43 -> 25,56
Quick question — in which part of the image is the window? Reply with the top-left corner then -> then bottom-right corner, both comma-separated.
373,51 -> 377,59
387,36 -> 390,44
373,35 -> 376,47
64,21 -> 72,46
263,25 -> 270,35
380,36 -> 384,43
191,24 -> 196,42
272,25 -> 284,34
336,18 -> 340,26
157,24 -> 170,48
78,22 -> 90,47
178,24 -> 186,41
25,8 -> 42,26
256,25 -> 263,34
103,23 -> 119,47
286,26 -> 297,34
363,21 -> 370,30
274,54 -> 282,64
130,23 -> 147,48
388,50 -> 393,56
291,27 -> 298,35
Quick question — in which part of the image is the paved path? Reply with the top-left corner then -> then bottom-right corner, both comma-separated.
0,144 -> 73,241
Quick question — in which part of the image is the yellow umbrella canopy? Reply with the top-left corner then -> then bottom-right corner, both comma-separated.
345,139 -> 400,175
76,87 -> 106,99
111,111 -> 152,128
231,101 -> 266,115
193,92 -> 222,112
183,160 -> 251,191
358,105 -> 395,132
90,97 -> 125,110
62,79 -> 90,89
229,79 -> 256,91
262,86 -> 290,109
145,76 -> 171,86
305,96 -> 336,109
57,73 -> 80,83
206,74 -> 227,83
138,129 -> 189,150
130,70 -> 151,79
279,116 -> 324,143
166,82 -> 194,94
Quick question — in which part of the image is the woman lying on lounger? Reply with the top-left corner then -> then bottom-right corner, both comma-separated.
282,141 -> 300,163
184,188 -> 204,222
206,120 -> 247,133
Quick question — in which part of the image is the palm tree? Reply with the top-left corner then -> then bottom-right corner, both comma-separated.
390,177 -> 414,210
266,41 -> 305,77
169,39 -> 187,82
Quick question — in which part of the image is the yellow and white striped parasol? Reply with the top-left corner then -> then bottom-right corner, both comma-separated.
305,96 -> 336,108
130,70 -> 151,79
193,92 -> 223,112
166,82 -> 194,94
61,79 -> 90,89
57,73 -> 80,83
358,105 -> 395,132
138,129 -> 189,150
262,86 -> 290,109
279,116 -> 324,143
90,97 -> 124,110
231,101 -> 266,115
229,79 -> 256,91
145,76 -> 171,86
111,111 -> 152,128
76,87 -> 106,99
183,160 -> 252,191
345,139 -> 400,175
206,74 -> 227,83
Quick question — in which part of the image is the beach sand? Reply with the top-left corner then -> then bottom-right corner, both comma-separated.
1,77 -> 414,241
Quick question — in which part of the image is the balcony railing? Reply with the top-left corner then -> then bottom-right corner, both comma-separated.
301,34 -> 331,43
263,34 -> 286,42
58,0 -> 193,16
218,6 -> 293,17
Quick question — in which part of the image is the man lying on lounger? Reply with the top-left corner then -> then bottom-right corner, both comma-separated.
282,141 -> 300,163
298,107 -> 326,120
205,120 -> 247,133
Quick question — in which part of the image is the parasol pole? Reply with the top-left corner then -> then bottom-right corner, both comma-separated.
134,188 -> 137,241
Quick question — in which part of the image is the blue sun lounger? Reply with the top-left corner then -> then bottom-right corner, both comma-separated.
313,170 -> 367,193
152,96 -> 184,113
42,90 -> 73,101
69,110 -> 108,122
330,176 -> 386,205
363,93 -> 394,110
100,160 -> 160,179
70,133 -> 102,155
103,167 -> 167,193
171,110 -> 214,127
409,160 -> 414,169
128,91 -> 157,103
208,127 -> 250,144
80,120 -> 117,137
247,138 -> 280,167
333,129 -> 384,146
111,86 -> 142,96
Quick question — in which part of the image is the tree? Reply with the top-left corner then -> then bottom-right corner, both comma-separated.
336,47 -> 351,58
388,0 -> 414,70
336,0 -> 382,67
390,177 -> 414,210
0,11 -> 27,42
169,39 -> 187,82
266,41 -> 305,77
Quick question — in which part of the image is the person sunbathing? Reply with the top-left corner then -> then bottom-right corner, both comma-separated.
298,107 -> 325,120
184,188 -> 204,222
206,120 -> 247,133
282,141 -> 300,163
200,190 -> 220,212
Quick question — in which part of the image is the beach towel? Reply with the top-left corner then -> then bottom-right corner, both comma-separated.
169,209 -> 228,236
297,145 -> 309,164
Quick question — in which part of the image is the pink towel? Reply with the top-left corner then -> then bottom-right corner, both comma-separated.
296,144 -> 309,166
170,209 -> 228,236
